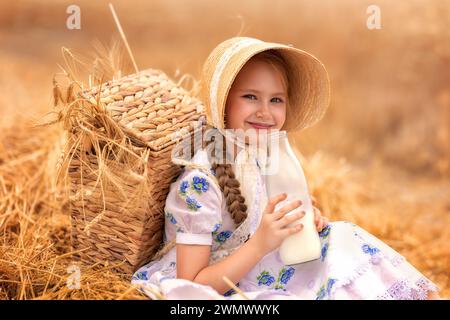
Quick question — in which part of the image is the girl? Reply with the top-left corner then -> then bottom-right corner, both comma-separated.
131,37 -> 441,300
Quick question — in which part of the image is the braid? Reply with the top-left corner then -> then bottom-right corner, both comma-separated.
204,126 -> 248,228
212,162 -> 248,227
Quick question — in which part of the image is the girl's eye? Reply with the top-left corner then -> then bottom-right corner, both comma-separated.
271,97 -> 284,103
243,94 -> 257,100
242,95 -> 284,103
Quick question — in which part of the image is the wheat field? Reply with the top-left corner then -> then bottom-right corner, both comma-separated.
0,0 -> 448,299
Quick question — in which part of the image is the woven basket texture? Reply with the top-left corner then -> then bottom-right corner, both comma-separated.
67,68 -> 205,274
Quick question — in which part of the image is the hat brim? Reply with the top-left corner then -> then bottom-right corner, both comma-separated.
202,38 -> 331,132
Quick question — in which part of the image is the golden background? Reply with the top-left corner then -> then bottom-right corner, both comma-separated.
0,0 -> 448,299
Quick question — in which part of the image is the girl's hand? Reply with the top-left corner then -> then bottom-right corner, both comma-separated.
251,193 -> 305,256
311,195 -> 329,232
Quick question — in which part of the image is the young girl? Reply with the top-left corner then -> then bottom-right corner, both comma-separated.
131,37 -> 441,300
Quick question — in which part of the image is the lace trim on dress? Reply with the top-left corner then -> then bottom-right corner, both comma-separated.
376,277 -> 439,300
330,252 -> 439,300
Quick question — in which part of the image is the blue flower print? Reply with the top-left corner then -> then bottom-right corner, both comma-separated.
210,167 -> 217,177
316,278 -> 337,300
212,223 -> 222,234
272,267 -> 296,290
327,278 -> 337,296
319,225 -> 331,239
176,226 -> 185,233
186,196 -> 202,211
257,271 -> 276,286
362,244 -> 380,256
192,176 -> 209,194
165,211 -> 177,225
179,180 -> 189,195
161,261 -> 176,275
224,288 -> 235,297
134,270 -> 148,281
224,282 -> 240,297
321,242 -> 329,262
279,267 -> 295,285
316,287 -> 326,300
215,230 -> 232,243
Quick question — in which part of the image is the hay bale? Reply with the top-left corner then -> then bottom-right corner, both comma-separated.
58,68 -> 205,274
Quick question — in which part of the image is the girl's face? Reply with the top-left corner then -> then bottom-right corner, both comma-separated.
224,58 -> 287,141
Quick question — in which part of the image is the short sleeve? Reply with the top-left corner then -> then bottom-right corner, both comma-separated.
164,168 -> 223,245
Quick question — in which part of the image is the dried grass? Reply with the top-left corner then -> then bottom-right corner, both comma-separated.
1,0 -> 448,300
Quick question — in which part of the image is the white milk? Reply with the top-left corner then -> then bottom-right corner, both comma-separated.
263,131 -> 321,265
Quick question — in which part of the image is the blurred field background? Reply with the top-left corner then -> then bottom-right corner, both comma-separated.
0,0 -> 448,299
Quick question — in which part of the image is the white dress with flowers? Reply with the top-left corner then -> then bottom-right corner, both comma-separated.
131,150 -> 439,300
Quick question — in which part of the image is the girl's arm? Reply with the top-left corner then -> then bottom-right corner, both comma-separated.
177,236 -> 265,295
177,193 -> 304,295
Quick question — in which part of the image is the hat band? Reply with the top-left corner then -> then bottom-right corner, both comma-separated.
209,38 -> 263,130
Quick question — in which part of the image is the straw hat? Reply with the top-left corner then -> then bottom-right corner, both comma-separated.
199,36 -> 331,133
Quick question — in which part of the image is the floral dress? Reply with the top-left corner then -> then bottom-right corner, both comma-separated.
131,150 -> 440,300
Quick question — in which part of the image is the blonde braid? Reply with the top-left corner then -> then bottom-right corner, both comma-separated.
212,163 -> 248,227
205,127 -> 248,228
150,126 -> 249,265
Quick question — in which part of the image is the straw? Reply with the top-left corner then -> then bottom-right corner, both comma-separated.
50,47 -> 206,274
109,3 -> 139,73
222,276 -> 250,300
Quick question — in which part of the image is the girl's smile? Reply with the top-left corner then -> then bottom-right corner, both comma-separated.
245,120 -> 275,130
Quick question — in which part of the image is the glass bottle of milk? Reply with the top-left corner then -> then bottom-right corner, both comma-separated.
263,131 -> 321,265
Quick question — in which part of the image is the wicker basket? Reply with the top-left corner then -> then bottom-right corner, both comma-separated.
66,68 -> 205,274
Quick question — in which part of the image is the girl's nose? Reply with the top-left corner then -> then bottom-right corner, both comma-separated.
256,101 -> 272,118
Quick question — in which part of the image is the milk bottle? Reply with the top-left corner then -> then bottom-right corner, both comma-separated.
263,131 -> 321,265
